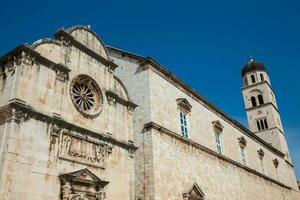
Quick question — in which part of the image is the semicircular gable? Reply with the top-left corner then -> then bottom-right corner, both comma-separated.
66,25 -> 109,60
31,38 -> 62,64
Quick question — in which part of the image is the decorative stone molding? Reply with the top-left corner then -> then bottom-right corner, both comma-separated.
4,99 -> 30,123
134,55 -> 286,157
258,149 -> 265,159
10,107 -> 29,123
0,45 -> 71,81
20,51 -> 35,66
182,183 -> 205,200
53,127 -> 113,169
0,100 -> 138,153
106,91 -> 137,114
127,140 -> 135,158
59,168 -> 109,200
55,28 -> 119,72
273,158 -> 279,168
143,122 -> 291,190
55,68 -> 68,81
177,98 -> 192,113
212,120 -> 223,134
238,136 -> 247,148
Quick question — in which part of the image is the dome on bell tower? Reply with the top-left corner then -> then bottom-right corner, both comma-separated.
241,57 -> 268,77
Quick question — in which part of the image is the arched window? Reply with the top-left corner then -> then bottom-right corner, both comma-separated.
212,121 -> 223,155
243,77 -> 248,86
260,120 -> 265,130
251,75 -> 256,83
257,120 -> 261,131
258,95 -> 264,105
251,96 -> 257,107
260,74 -> 264,81
264,118 -> 268,129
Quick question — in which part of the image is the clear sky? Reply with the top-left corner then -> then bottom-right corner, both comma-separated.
0,0 -> 299,179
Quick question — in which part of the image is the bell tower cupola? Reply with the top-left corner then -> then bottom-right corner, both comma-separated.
241,56 -> 290,160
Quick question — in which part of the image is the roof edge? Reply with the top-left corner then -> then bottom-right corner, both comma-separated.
108,46 -> 285,157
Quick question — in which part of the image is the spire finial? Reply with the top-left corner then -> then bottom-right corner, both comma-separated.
248,53 -> 254,62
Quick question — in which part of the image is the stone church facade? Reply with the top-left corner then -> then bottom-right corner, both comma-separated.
0,25 -> 299,200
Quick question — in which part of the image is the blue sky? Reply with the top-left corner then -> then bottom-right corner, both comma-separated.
0,0 -> 299,179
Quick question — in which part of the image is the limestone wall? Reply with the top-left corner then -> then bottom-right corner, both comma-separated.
0,26 -> 136,200
110,49 -> 299,199
0,118 -> 134,200
113,50 -> 154,199
150,128 -> 300,200
147,68 -> 298,190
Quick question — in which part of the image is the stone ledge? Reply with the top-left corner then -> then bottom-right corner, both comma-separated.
106,91 -> 137,112
0,99 -> 138,152
107,47 -> 286,158
143,121 -> 292,190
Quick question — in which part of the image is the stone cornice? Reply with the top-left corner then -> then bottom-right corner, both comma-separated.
108,47 -> 286,157
246,102 -> 280,115
253,126 -> 285,136
138,58 -> 285,157
241,80 -> 276,95
0,44 -> 71,81
143,122 -> 291,190
55,29 -> 118,72
106,91 -> 137,114
108,48 -> 286,157
0,99 -> 138,152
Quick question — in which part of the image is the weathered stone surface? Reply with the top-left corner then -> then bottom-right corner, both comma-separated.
0,25 -> 299,200
111,46 -> 300,199
0,25 -> 136,200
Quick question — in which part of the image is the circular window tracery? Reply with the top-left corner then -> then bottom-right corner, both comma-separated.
70,75 -> 103,118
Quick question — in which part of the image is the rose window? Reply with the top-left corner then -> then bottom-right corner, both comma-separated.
70,75 -> 102,117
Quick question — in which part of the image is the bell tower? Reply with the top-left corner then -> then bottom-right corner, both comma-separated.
241,57 -> 290,159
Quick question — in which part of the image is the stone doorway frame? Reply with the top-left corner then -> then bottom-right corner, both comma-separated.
59,168 -> 109,200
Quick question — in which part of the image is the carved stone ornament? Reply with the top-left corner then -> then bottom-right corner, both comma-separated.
20,51 -> 35,66
212,120 -> 223,134
59,168 -> 109,200
177,98 -> 192,113
273,158 -> 279,168
1,51 -> 35,77
238,136 -> 247,148
10,107 -> 29,123
58,130 -> 113,169
56,68 -> 68,81
70,75 -> 103,118
182,183 -> 205,200
257,149 -> 265,159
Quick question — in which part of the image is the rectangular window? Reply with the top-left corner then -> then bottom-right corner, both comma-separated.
215,133 -> 222,154
180,111 -> 188,138
240,147 -> 246,165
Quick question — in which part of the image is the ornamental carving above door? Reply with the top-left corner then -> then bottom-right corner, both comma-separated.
59,168 -> 109,200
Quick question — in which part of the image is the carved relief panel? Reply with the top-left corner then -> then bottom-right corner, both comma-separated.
51,125 -> 113,169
